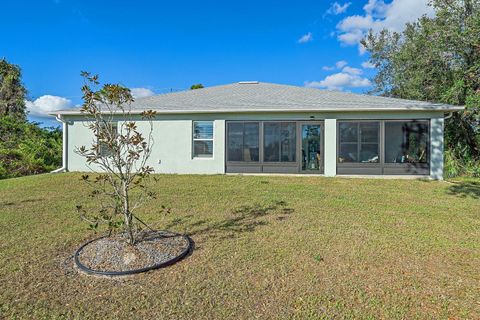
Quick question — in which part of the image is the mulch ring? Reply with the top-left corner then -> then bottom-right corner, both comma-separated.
75,230 -> 191,276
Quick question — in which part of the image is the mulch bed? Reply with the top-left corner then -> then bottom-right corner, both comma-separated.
75,230 -> 190,274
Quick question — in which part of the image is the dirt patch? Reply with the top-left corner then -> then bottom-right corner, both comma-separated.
76,231 -> 190,274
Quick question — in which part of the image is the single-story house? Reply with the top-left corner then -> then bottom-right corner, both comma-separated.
53,81 -> 463,180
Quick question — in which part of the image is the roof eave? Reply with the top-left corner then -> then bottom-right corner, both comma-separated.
51,105 -> 464,116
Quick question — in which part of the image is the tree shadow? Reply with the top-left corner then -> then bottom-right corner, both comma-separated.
165,201 -> 294,241
0,198 -> 41,208
447,180 -> 480,199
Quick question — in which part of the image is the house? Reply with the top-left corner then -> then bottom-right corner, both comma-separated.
53,82 -> 463,180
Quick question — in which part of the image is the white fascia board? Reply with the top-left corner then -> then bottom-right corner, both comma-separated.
51,105 -> 464,116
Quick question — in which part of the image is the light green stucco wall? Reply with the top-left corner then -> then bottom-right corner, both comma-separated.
324,118 -> 337,177
63,110 -> 445,179
138,119 -> 225,174
65,117 -> 225,174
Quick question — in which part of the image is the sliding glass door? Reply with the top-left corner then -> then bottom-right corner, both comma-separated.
225,121 -> 324,174
301,123 -> 323,172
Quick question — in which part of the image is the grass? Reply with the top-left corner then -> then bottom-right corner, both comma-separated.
0,173 -> 479,319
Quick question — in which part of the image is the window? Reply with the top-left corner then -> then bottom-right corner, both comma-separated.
264,122 -> 296,162
98,122 -> 118,157
281,123 -> 296,162
338,122 -> 379,163
227,122 -> 259,162
385,121 -> 429,163
264,123 -> 280,162
193,121 -> 213,158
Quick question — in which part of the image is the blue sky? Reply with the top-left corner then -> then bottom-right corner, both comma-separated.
0,0 -> 433,127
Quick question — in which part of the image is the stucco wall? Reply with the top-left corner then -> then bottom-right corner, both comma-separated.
430,116 -> 444,180
65,117 -> 225,174
324,118 -> 337,177
63,110 -> 445,179
138,119 -> 225,174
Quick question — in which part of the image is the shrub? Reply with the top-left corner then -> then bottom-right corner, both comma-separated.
0,116 -> 61,179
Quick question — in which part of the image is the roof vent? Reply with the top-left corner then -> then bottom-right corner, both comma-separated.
238,81 -> 259,84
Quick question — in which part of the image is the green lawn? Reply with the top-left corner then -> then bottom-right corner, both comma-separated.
0,173 -> 479,319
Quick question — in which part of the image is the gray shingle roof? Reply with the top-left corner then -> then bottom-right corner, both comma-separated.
55,82 -> 463,115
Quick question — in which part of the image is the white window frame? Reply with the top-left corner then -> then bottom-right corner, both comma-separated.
98,122 -> 118,157
192,121 -> 214,158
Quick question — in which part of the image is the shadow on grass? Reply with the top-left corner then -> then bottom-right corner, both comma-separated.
164,201 -> 294,241
0,198 -> 41,208
447,180 -> 480,199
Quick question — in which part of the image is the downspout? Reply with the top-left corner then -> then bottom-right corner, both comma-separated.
444,112 -> 454,120
51,114 -> 68,173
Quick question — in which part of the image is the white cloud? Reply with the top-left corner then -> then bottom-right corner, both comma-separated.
337,29 -> 365,45
364,0 -> 389,17
358,43 -> 368,55
326,2 -> 352,15
26,95 -> 73,117
130,87 -> 155,99
298,32 -> 313,44
338,15 -> 378,33
314,61 -> 370,90
376,0 -> 434,30
342,66 -> 363,75
336,0 -> 434,52
305,72 -> 371,91
335,60 -> 348,69
361,61 -> 376,69
322,60 -> 348,72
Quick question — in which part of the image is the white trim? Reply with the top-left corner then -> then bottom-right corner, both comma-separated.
51,106 -> 464,116
430,117 -> 444,180
51,115 -> 68,173
192,120 -> 214,159
324,119 -> 337,177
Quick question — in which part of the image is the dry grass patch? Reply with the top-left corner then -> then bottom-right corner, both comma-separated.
0,173 -> 479,319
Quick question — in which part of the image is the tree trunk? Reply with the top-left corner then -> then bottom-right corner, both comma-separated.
122,181 -> 135,245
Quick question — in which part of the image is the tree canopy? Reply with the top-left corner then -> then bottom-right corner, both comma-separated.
0,116 -> 62,179
0,59 -> 27,120
190,83 -> 204,90
0,59 -> 62,179
361,0 -> 480,176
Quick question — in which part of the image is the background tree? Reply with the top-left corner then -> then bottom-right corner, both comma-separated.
361,0 -> 480,177
75,72 -> 157,245
190,83 -> 204,90
0,58 -> 62,179
0,59 -> 27,120
0,117 -> 62,179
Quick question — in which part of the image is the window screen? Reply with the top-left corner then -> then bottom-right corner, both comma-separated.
338,122 -> 379,163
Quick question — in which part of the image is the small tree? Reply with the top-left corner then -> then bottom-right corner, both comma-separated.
190,83 -> 204,90
75,72 -> 157,245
